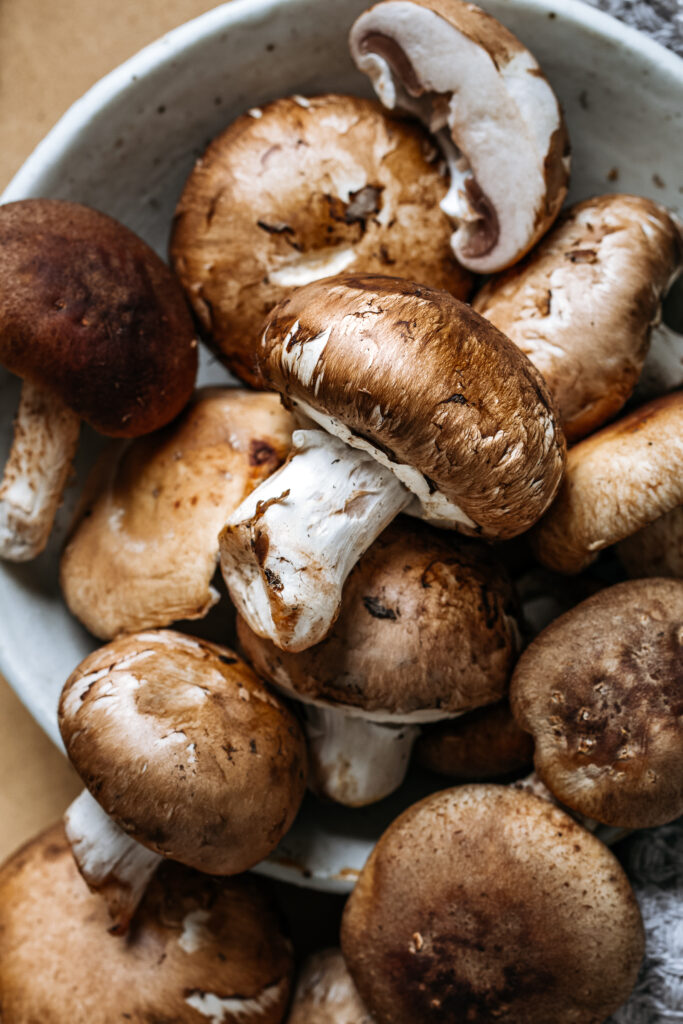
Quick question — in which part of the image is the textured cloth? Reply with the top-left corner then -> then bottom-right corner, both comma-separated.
583,0 -> 683,55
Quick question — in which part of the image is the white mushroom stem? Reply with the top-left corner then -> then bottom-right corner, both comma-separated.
634,321 -> 683,400
304,705 -> 421,807
0,380 -> 80,561
220,428 -> 411,652
64,789 -> 162,934
515,772 -> 630,847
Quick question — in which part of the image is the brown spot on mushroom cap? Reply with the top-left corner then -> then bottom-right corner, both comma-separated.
60,388 -> 294,639
415,700 -> 534,779
58,630 -> 308,875
0,199 -> 197,437
510,578 -> 683,829
170,94 -> 471,387
530,391 -> 683,574
0,823 -> 293,1023
287,948 -> 373,1023
341,785 -> 644,1024
237,518 -> 520,717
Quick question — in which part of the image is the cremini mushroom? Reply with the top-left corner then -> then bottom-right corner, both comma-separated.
0,199 -> 197,561
238,518 -> 521,805
0,823 -> 294,1022
60,388 -> 294,639
58,630 -> 307,932
473,194 -> 683,441
414,700 -> 533,781
617,504 -> 683,579
220,273 -> 565,652
287,949 -> 373,1024
171,94 -> 472,386
349,0 -> 570,273
510,578 -> 683,830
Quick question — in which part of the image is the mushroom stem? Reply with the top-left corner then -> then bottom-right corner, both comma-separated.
634,320 -> 683,400
304,705 -> 421,806
515,772 -> 630,846
219,428 -> 411,652
0,379 -> 80,561
64,789 -> 162,935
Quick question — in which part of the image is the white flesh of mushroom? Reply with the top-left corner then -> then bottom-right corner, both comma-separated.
0,380 -> 80,561
185,980 -> 288,1023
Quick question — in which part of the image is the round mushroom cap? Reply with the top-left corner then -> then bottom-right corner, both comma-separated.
473,195 -> 683,441
618,503 -> 683,579
58,630 -> 308,875
349,0 -> 569,273
287,949 -> 373,1024
531,391 -> 683,574
237,518 -> 521,720
341,785 -> 644,1024
60,388 -> 294,639
0,199 -> 197,436
0,823 -> 293,1024
510,578 -> 683,829
171,94 -> 472,387
257,274 -> 566,539
414,700 -> 533,779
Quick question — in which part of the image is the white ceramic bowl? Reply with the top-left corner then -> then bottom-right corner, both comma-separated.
1,0 -> 682,895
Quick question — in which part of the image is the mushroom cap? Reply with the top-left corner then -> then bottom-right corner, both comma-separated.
287,949 -> 373,1024
341,785 -> 644,1024
0,199 -> 197,437
349,0 -> 569,273
473,195 -> 683,441
510,578 -> 683,829
0,823 -> 293,1023
257,274 -> 565,539
531,391 -> 683,573
237,518 -> 520,721
618,503 -> 683,579
171,94 -> 472,387
58,630 -> 308,874
414,700 -> 534,779
60,388 -> 294,639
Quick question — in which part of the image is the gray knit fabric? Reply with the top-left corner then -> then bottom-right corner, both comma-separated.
582,0 -> 683,55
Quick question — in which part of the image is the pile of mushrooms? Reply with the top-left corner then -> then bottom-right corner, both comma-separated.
1,0 -> 682,1020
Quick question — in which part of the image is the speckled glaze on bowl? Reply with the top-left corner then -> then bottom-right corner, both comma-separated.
1,0 -> 682,894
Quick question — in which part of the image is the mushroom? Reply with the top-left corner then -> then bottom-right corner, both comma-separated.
220,273 -> 565,652
414,700 -> 533,781
171,94 -> 472,386
510,578 -> 683,830
237,518 -> 521,805
0,822 -> 294,1022
531,391 -> 683,574
340,785 -> 644,1024
58,630 -> 308,932
60,388 -> 294,639
349,0 -> 570,273
0,199 -> 198,561
617,504 -> 683,579
473,194 -> 683,441
287,949 -> 373,1024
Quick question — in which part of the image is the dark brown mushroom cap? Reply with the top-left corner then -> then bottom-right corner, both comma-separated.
0,199 -> 197,436
170,94 -> 472,387
510,578 -> 683,829
58,631 -> 308,874
474,195 -> 683,442
237,518 -> 520,718
341,785 -> 644,1024
0,823 -> 293,1023
257,274 -> 565,539
414,700 -> 534,779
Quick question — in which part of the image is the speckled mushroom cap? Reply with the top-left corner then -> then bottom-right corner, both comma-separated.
257,274 -> 565,539
0,199 -> 197,436
237,518 -> 520,720
341,785 -> 644,1024
618,504 -> 683,579
58,630 -> 308,875
349,0 -> 569,273
170,94 -> 472,387
414,700 -> 534,779
473,195 -> 683,442
510,578 -> 683,829
531,391 -> 683,573
60,388 -> 294,639
0,823 -> 293,1024
287,949 -> 374,1024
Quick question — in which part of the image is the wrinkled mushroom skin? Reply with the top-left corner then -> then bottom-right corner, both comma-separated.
474,195 -> 683,441
287,949 -> 373,1024
171,94 -> 472,387
350,0 -> 570,273
618,504 -> 683,579
414,700 -> 533,780
0,824 -> 293,1024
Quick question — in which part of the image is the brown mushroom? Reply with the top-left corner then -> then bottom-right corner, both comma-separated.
414,700 -> 533,781
171,94 -> 472,386
0,199 -> 197,561
617,504 -> 683,579
349,0 -> 569,273
0,822 -> 294,1022
60,388 -> 294,639
287,949 -> 373,1023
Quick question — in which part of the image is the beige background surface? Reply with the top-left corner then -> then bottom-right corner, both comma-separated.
0,0 -> 222,862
